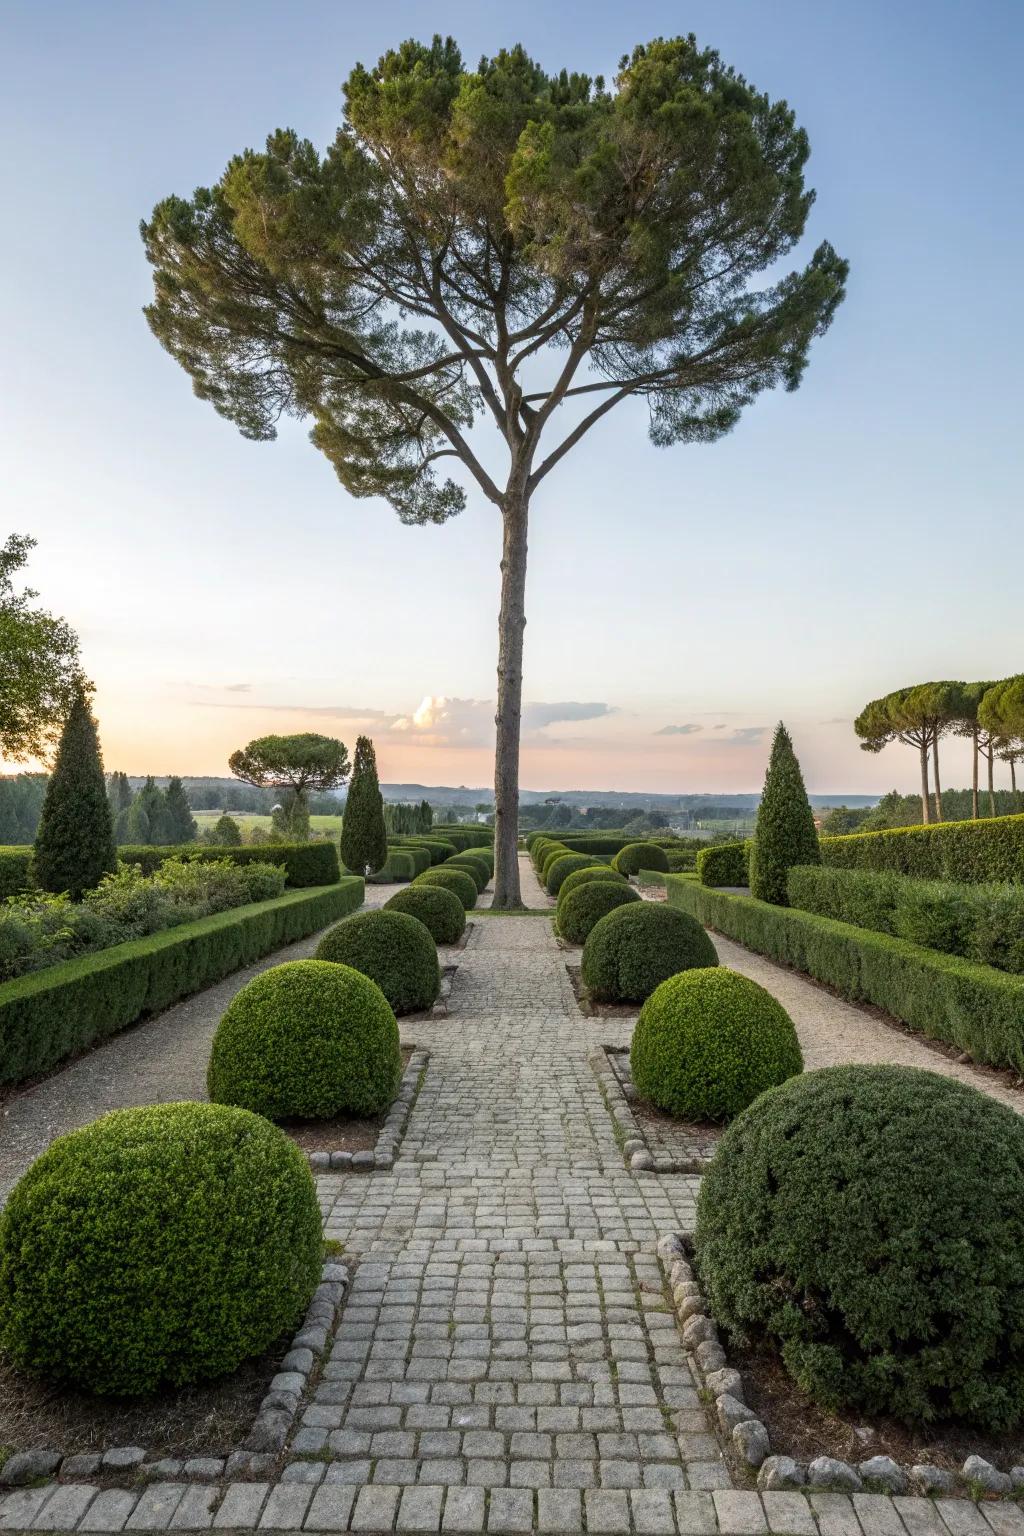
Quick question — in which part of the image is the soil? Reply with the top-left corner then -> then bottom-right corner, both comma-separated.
0,1334 -> 293,1460
282,1045 -> 414,1154
730,1341 -> 1024,1475
566,964 -> 638,1020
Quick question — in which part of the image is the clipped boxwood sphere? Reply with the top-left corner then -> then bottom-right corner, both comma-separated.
385,884 -> 466,946
0,1102 -> 321,1397
582,902 -> 718,1002
631,969 -> 802,1121
414,866 -> 477,910
613,842 -> 670,876
557,865 -> 627,905
557,879 -> 640,945
209,959 -> 401,1119
445,853 -> 489,892
545,853 -> 594,897
316,909 -> 439,1015
695,1065 -> 1024,1430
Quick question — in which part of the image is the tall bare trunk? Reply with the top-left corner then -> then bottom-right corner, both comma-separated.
1011,756 -> 1019,809
931,732 -> 943,822
919,740 -> 931,824
492,491 -> 529,909
972,728 -> 979,819
988,748 -> 996,817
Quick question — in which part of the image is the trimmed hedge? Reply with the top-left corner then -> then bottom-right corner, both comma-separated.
384,884 -> 466,946
556,879 -> 640,945
545,854 -> 595,897
389,843 -> 430,875
358,848 -> 417,883
556,866 -> 627,905
0,847 -> 33,898
397,837 -> 458,865
665,875 -> 1024,1073
119,841 -> 339,888
0,879 -> 365,1086
631,969 -> 802,1121
695,1066 -> 1024,1430
581,902 -> 718,1003
208,959 -> 401,1119
413,866 -> 477,910
697,842 -> 750,887
431,827 -> 493,851
540,845 -> 572,883
445,853 -> 489,892
613,843 -> 670,877
820,812 -> 1024,884
555,835 -> 633,855
0,1102 -> 322,1397
316,909 -> 439,1014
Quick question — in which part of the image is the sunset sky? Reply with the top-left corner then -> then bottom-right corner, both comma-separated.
3,0 -> 1021,795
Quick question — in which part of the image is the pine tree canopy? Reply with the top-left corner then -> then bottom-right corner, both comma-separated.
228,733 -> 350,793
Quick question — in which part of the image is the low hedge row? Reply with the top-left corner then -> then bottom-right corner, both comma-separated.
820,812 -> 1024,884
431,826 -> 493,852
119,841 -> 339,888
394,837 -> 458,865
0,848 -> 33,898
665,875 -> 1024,1073
0,879 -> 365,1085
697,842 -> 750,887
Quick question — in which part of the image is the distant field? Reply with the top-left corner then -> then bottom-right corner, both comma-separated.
193,810 -> 343,836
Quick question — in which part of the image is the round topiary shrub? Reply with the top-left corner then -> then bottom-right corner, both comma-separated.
384,884 -> 466,945
556,879 -> 641,945
557,865 -> 628,905
414,866 -> 477,910
541,845 -> 572,883
696,1065 -> 1024,1430
445,853 -> 489,892
545,853 -> 595,897
208,959 -> 402,1119
631,969 -> 802,1121
581,902 -> 718,1002
0,1102 -> 321,1396
613,842 -> 670,877
316,909 -> 439,1015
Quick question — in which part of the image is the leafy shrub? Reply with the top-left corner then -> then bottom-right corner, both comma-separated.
613,843 -> 669,877
118,842 -> 340,888
556,879 -> 640,945
397,837 -> 458,866
209,959 -> 401,1119
0,849 -> 33,899
0,882 -> 364,1086
749,724 -> 820,905
0,1102 -> 321,1396
970,884 -> 1024,974
384,884 -> 466,946
787,865 -> 899,932
555,835 -> 634,856
540,845 -> 571,882
581,902 -> 718,1002
432,827 -> 492,851
889,878 -> 974,955
413,866 -> 477,910
556,865 -> 627,905
545,854 -> 595,897
664,874 -> 1024,1073
666,851 -> 697,872
695,1065 -> 1024,1430
389,843 -> 430,876
316,909 -> 439,1014
697,842 -> 750,887
820,812 -> 1024,884
445,853 -> 489,892
631,969 -> 802,1121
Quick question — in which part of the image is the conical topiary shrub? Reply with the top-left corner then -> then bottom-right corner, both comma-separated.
33,691 -> 117,898
340,736 -> 388,876
749,722 -> 820,905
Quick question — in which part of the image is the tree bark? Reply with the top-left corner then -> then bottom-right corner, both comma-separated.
492,490 -> 529,909
919,740 -> 931,824
988,747 -> 996,817
972,728 -> 979,819
932,732 -> 943,822
1011,755 -> 1018,808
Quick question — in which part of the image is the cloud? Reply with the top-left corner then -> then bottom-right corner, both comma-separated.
224,683 -> 251,693
391,696 -> 493,746
654,723 -> 701,737
726,726 -> 768,745
523,702 -> 614,731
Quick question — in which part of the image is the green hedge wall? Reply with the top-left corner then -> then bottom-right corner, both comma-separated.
696,842 -> 750,887
664,875 -> 1024,1074
118,842 -> 339,888
0,848 -> 34,898
0,879 -> 364,1086
820,813 -> 1024,884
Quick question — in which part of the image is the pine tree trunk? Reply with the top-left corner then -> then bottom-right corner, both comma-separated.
988,749 -> 996,817
1011,756 -> 1018,808
492,490 -> 529,909
932,733 -> 943,822
972,729 -> 979,819
919,741 -> 931,824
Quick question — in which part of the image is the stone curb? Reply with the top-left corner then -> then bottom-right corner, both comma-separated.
657,1232 -> 1024,1502
0,1259 -> 350,1491
308,1048 -> 428,1174
590,1046 -> 711,1176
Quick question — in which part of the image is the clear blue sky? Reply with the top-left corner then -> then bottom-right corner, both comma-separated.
2,0 -> 1021,793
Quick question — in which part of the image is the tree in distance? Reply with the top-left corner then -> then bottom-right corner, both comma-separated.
34,691 -> 117,898
228,733 -> 349,841
341,736 -> 388,876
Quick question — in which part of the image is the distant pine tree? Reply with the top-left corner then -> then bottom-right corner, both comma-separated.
340,736 -> 388,875
418,799 -> 433,832
34,692 -> 117,897
135,777 -> 172,844
107,770 -> 133,818
164,776 -> 197,844
749,722 -> 820,906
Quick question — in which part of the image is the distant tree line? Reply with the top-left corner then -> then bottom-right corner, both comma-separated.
384,800 -> 433,836
107,772 -> 197,845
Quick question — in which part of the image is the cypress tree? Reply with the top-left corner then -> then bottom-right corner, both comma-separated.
165,776 -> 198,844
34,691 -> 117,898
213,812 -> 242,846
419,800 -> 433,832
340,735 -> 388,875
749,722 -> 820,906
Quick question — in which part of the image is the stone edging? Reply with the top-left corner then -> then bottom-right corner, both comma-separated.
656,1232 -> 1024,1501
0,1259 -> 350,1490
590,1045 -> 712,1174
308,1048 -> 428,1173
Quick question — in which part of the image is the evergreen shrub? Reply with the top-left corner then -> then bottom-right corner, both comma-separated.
413,866 -> 477,910
316,909 -> 439,1014
582,902 -> 717,1002
384,884 -> 466,946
